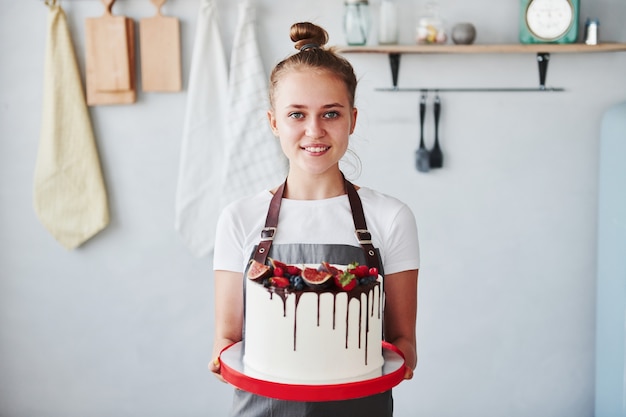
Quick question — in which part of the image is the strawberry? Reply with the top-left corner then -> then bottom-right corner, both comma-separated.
347,261 -> 359,276
273,267 -> 284,277
340,277 -> 357,291
334,270 -> 357,291
269,277 -> 290,288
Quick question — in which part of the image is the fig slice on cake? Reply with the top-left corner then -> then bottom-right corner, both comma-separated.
269,258 -> 288,271
320,261 -> 343,277
301,267 -> 333,289
246,259 -> 271,281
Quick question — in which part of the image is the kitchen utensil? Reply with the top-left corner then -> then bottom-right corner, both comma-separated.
139,0 -> 182,92
415,93 -> 430,172
430,95 -> 444,168
85,0 -> 136,105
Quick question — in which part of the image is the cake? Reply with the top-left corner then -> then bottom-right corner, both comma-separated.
243,259 -> 384,384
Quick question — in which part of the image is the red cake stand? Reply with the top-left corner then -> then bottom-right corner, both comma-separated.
219,341 -> 406,402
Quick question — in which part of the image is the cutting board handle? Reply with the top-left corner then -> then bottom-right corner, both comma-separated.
100,0 -> 115,16
150,0 -> 167,15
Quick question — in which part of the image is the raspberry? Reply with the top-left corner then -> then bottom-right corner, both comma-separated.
354,265 -> 369,278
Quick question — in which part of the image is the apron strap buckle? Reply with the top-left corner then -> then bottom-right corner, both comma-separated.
355,229 -> 372,244
260,227 -> 277,241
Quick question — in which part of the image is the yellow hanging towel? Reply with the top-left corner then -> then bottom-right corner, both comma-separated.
34,0 -> 110,249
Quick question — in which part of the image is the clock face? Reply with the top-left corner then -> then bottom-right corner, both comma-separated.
526,0 -> 573,40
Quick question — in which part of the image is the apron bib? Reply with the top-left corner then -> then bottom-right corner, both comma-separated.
232,178 -> 392,417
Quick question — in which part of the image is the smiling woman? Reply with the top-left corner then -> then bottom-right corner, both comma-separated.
211,21 -> 420,417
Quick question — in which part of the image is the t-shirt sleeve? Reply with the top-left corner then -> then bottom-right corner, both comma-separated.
213,204 -> 246,273
381,203 -> 420,275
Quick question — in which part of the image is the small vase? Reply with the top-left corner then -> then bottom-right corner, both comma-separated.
451,22 -> 476,45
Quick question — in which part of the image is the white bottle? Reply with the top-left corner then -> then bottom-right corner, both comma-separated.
378,0 -> 398,45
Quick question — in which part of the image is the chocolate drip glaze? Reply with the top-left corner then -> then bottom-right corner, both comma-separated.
357,295 -> 363,349
260,280 -> 381,365
293,292 -> 303,351
365,289 -> 370,363
332,293 -> 337,330
317,295 -> 321,327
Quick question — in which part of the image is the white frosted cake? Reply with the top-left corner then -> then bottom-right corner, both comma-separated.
243,260 -> 384,384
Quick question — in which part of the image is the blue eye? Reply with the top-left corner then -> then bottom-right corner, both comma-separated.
288,112 -> 304,119
324,111 -> 339,119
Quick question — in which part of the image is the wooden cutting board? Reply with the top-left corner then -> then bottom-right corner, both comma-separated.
139,0 -> 182,92
85,0 -> 136,105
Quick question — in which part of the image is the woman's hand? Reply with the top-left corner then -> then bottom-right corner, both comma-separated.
208,355 -> 224,382
209,337 -> 238,383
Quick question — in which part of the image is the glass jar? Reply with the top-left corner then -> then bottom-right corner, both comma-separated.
416,2 -> 447,44
344,0 -> 370,45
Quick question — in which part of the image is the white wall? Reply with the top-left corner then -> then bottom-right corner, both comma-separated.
1,1 -> 625,416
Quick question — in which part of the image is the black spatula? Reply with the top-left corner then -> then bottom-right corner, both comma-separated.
430,95 -> 444,169
415,93 -> 430,172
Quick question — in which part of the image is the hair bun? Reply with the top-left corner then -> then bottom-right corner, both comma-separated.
290,22 -> 329,51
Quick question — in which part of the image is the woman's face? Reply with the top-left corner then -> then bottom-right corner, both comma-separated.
268,69 -> 357,178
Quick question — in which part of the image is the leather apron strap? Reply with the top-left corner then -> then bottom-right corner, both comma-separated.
252,176 -> 381,273
252,181 -> 285,264
345,179 -> 381,273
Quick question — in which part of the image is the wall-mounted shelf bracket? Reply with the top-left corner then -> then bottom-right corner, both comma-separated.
389,53 -> 401,89
537,52 -> 550,90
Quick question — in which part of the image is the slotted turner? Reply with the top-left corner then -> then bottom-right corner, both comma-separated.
415,93 -> 430,172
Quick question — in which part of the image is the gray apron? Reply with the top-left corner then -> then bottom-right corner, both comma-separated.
230,178 -> 393,417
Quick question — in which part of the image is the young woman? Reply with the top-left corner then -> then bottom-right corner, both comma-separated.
210,21 -> 419,417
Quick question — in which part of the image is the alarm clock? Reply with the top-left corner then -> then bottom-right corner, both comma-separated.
520,0 -> 580,44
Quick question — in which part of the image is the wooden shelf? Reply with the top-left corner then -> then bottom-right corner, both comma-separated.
337,42 -> 626,55
337,42 -> 626,92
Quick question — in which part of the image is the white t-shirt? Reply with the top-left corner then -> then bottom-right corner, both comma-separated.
213,186 -> 420,275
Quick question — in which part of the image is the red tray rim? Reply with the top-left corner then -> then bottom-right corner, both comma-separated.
218,341 -> 406,402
